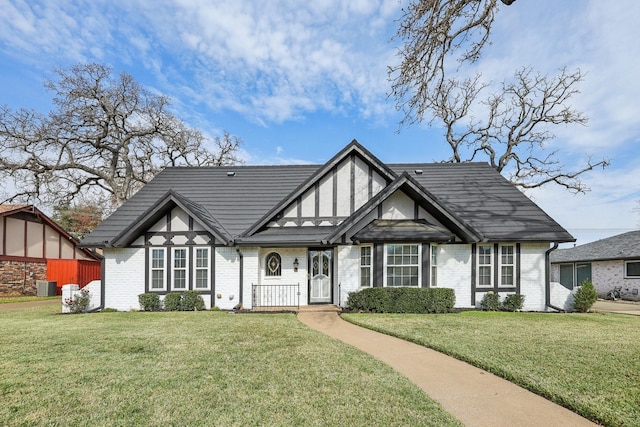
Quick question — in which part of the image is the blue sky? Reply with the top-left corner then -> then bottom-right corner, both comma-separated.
1,0 -> 639,246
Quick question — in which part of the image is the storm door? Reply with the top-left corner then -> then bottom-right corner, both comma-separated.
309,249 -> 332,303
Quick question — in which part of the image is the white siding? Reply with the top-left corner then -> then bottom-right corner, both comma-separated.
103,247 -> 146,311
381,191 -> 414,219
438,244 -> 472,307
353,157 -> 369,211
337,245 -> 360,307
336,159 -> 351,216
318,174 -> 333,217
215,247 -> 241,310
519,243 -> 549,311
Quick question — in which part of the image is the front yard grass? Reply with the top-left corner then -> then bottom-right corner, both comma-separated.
342,311 -> 640,427
0,306 -> 460,426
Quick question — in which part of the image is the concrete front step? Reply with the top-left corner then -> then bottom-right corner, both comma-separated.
251,304 -> 341,313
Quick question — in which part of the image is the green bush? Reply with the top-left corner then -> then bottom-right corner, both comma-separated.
164,293 -> 182,311
502,293 -> 525,312
181,290 -> 205,311
573,280 -> 597,313
138,293 -> 162,311
479,291 -> 501,311
346,287 -> 455,314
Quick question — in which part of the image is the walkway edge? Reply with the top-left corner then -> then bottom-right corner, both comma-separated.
298,311 -> 596,427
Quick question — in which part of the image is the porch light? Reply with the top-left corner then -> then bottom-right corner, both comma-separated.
293,258 -> 299,272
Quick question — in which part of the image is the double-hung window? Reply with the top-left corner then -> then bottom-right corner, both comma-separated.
431,245 -> 438,287
477,244 -> 492,287
500,245 -> 515,287
194,248 -> 211,289
360,246 -> 372,287
172,248 -> 188,290
386,244 -> 420,287
150,248 -> 167,290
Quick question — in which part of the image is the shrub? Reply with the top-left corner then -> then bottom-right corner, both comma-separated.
64,288 -> 90,314
502,293 -> 525,312
138,293 -> 162,311
346,287 -> 455,314
479,291 -> 500,311
101,308 -> 118,313
181,290 -> 205,311
573,280 -> 598,312
164,293 -> 182,311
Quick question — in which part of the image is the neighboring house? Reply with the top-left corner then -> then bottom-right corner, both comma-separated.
80,141 -> 574,311
0,204 -> 101,296
550,230 -> 640,300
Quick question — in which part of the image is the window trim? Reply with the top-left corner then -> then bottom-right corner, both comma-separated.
477,244 -> 493,288
384,243 -> 421,287
499,244 -> 515,287
625,260 -> 640,278
150,247 -> 167,291
194,247 -> 211,290
171,247 -> 189,290
430,244 -> 438,287
359,245 -> 373,288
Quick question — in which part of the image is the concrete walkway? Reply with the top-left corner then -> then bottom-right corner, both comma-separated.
593,299 -> 640,316
298,311 -> 596,427
0,298 -> 60,310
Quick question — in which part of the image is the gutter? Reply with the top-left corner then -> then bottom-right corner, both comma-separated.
545,242 -> 565,312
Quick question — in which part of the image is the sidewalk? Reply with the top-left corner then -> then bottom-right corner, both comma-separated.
298,311 -> 596,427
0,298 -> 60,310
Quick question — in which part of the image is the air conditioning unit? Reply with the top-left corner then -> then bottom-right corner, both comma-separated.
36,280 -> 57,296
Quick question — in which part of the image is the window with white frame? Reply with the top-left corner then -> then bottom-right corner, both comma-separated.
386,244 -> 420,287
172,248 -> 188,289
150,248 -> 166,290
194,248 -> 211,289
500,245 -> 515,287
431,245 -> 438,287
360,246 -> 372,287
625,260 -> 640,278
265,252 -> 282,277
477,244 -> 492,287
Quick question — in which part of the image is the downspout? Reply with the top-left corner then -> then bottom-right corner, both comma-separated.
545,242 -> 564,312
235,247 -> 243,309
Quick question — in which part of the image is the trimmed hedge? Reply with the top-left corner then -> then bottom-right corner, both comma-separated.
347,287 -> 455,314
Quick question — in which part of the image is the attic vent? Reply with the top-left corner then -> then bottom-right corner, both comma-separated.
227,171 -> 236,177
414,169 -> 423,175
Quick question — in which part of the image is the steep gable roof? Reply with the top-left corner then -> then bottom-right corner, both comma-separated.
551,230 -> 640,263
82,142 -> 574,247
241,139 -> 397,238
325,171 -> 480,244
110,190 -> 232,246
391,163 -> 574,243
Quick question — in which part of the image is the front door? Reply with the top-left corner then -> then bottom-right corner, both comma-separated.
309,249 -> 332,304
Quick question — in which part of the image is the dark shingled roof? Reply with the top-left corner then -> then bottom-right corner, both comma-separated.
550,230 -> 640,263
82,143 -> 574,247
352,219 -> 455,243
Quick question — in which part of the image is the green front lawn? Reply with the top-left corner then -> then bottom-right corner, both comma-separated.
0,306 -> 460,426
342,311 -> 640,427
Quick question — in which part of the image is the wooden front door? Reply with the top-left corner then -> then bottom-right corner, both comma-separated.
309,249 -> 332,303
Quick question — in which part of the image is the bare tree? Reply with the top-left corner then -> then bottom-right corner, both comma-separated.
0,63 -> 242,209
389,0 -> 608,193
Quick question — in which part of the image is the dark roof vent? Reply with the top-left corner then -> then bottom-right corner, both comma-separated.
414,169 -> 423,175
227,171 -> 236,177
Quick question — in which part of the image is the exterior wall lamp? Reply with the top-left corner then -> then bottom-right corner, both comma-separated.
293,258 -> 299,272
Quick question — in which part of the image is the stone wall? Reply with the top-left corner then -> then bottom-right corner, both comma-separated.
0,260 -> 47,296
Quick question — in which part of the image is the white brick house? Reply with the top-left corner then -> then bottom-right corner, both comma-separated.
81,141 -> 574,311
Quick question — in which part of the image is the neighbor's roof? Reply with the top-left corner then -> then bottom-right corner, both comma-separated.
550,230 -> 640,263
82,143 -> 574,247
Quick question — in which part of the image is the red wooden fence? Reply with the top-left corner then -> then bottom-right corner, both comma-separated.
47,259 -> 101,295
